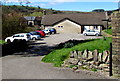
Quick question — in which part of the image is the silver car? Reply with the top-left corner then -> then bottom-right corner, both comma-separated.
83,30 -> 100,36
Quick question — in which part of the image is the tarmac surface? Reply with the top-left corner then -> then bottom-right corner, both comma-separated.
1,34 -> 115,79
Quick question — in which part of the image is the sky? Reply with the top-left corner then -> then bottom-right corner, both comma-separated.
1,0 -> 120,12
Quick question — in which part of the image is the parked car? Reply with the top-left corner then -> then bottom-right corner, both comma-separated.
43,28 -> 56,34
36,30 -> 46,37
42,29 -> 51,35
5,33 -> 31,43
29,32 -> 41,40
49,28 -> 56,34
83,30 -> 100,36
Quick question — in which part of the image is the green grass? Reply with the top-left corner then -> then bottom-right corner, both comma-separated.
91,68 -> 98,72
68,65 -> 79,68
104,29 -> 112,35
42,37 -> 112,67
0,40 -> 6,44
113,11 -> 119,13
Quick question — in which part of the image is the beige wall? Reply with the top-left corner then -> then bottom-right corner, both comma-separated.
53,20 -> 81,34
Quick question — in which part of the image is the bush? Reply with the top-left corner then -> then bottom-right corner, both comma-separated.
64,42 -> 74,48
91,68 -> 97,72
24,27 -> 36,32
2,12 -> 27,39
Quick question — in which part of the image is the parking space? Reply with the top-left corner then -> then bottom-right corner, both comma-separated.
35,33 -> 102,46
21,33 -> 102,56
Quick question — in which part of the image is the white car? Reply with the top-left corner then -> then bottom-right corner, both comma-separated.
42,29 -> 51,35
5,33 -> 31,43
28,32 -> 41,40
83,30 -> 100,36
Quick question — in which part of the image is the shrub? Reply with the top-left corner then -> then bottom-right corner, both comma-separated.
64,42 -> 74,48
2,12 -> 27,39
91,68 -> 97,72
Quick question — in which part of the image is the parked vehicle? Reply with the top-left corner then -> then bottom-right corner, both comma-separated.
29,32 -> 41,40
42,29 -> 51,35
36,30 -> 46,37
83,30 -> 100,36
5,33 -> 31,43
49,28 -> 56,34
43,28 -> 57,34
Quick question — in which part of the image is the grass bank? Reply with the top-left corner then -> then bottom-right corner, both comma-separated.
103,29 -> 112,35
42,37 -> 112,67
0,40 -> 6,44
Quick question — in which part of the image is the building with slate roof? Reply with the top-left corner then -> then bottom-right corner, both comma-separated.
41,12 -> 106,34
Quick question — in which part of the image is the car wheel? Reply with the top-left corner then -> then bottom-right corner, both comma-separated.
32,37 -> 36,41
48,32 -> 51,35
96,34 -> 99,36
52,32 -> 54,34
84,33 -> 87,36
7,39 -> 11,43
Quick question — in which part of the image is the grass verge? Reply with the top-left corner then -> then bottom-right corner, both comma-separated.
42,37 -> 112,67
0,40 -> 6,44
103,29 -> 112,35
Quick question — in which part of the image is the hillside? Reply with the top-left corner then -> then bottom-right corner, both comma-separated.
2,5 -> 51,16
2,5 -> 85,16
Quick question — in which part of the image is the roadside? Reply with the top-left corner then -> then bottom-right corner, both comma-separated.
13,34 -> 102,56
2,55 -> 113,79
102,29 -> 112,37
2,34 -> 115,79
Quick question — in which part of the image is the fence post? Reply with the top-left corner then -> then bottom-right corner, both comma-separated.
109,42 -> 112,76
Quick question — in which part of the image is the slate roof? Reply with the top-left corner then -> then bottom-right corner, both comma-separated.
35,16 -> 42,21
41,12 -> 106,26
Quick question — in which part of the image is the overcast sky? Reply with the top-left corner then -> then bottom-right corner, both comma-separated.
1,0 -> 119,12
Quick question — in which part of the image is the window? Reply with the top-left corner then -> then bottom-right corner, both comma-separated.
94,26 -> 98,30
58,26 -> 63,28
20,35 -> 24,37
13,35 -> 19,37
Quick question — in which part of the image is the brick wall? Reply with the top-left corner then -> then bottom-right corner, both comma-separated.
111,13 -> 120,77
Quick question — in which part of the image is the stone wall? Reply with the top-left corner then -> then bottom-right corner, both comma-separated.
62,50 -> 110,72
111,13 -> 120,77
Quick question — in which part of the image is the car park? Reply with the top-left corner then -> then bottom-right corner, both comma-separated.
83,30 -> 100,36
5,33 -> 31,43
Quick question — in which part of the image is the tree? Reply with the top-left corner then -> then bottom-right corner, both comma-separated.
2,11 -> 27,39
38,6 -> 41,9
92,9 -> 105,12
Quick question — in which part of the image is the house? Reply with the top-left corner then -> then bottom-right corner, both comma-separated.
24,16 -> 42,27
41,12 -> 106,34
